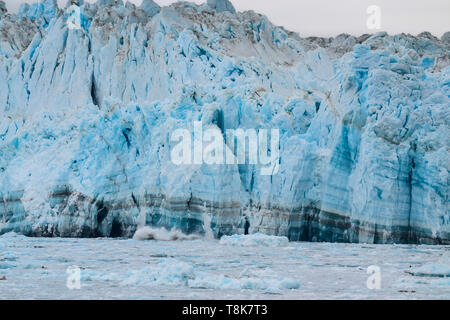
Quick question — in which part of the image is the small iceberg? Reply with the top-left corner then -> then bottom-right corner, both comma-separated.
219,233 -> 290,247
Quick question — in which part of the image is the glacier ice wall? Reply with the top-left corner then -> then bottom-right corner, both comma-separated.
0,0 -> 449,244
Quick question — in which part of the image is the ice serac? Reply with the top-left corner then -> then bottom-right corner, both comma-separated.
443,32 -> 450,43
140,0 -> 161,17
0,1 -> 448,244
0,1 -> 6,17
18,0 -> 60,27
207,0 -> 236,14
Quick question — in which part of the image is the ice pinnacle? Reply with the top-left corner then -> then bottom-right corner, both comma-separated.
207,0 -> 236,14
140,0 -> 161,17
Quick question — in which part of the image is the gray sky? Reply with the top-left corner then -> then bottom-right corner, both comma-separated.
3,0 -> 450,37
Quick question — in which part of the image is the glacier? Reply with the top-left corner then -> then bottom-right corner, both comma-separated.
0,0 -> 449,244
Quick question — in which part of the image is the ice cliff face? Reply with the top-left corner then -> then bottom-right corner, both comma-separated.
0,0 -> 449,244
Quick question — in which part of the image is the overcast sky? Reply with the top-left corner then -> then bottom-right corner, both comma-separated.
3,0 -> 450,37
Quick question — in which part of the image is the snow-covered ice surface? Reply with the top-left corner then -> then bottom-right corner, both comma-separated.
0,233 -> 448,299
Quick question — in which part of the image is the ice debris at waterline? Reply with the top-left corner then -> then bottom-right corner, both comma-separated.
119,258 -> 300,292
0,0 -> 449,244
1,235 -> 448,299
220,234 -> 290,247
133,227 -> 201,241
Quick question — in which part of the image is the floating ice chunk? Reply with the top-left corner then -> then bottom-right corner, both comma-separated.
119,258 -> 300,291
0,262 -> 15,269
410,263 -> 450,278
278,278 -> 301,290
0,232 -> 27,239
122,259 -> 195,286
189,273 -> 300,292
133,227 -> 201,241
188,275 -> 238,290
1,251 -> 17,261
220,234 -> 289,247
239,276 -> 300,291
81,270 -> 119,282
23,263 -> 43,269
431,278 -> 450,286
